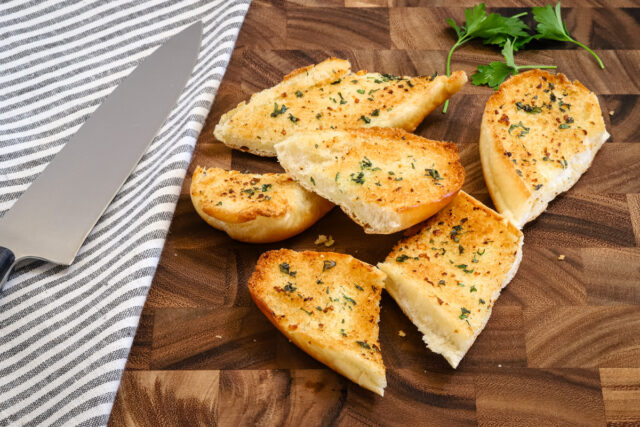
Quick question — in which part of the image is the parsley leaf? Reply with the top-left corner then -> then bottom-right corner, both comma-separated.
443,3 -> 530,113
471,39 -> 557,89
533,2 -> 604,69
471,61 -> 513,89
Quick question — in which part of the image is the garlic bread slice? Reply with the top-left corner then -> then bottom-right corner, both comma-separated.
190,167 -> 333,243
378,191 -> 523,368
275,128 -> 465,234
214,57 -> 467,156
480,69 -> 609,228
249,249 -> 387,395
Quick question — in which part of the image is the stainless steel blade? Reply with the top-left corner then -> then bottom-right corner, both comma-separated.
0,22 -> 202,265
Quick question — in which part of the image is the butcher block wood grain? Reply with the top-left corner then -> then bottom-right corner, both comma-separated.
110,1 -> 640,425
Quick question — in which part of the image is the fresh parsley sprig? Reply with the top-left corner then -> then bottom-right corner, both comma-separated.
443,3 -> 530,113
533,2 -> 604,69
471,39 -> 557,89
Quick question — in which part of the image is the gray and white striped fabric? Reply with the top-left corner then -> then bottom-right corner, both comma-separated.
0,1 -> 250,424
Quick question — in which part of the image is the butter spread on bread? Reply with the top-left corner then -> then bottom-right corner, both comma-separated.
249,249 -> 387,395
214,57 -> 467,157
378,191 -> 523,368
190,167 -> 333,243
275,127 -> 465,234
480,69 -> 609,228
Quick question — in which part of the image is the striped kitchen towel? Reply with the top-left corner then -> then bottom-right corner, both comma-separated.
0,0 -> 250,425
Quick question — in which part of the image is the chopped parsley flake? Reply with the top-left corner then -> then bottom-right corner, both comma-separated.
295,90 -> 303,98
425,168 -> 442,181
356,341 -> 371,349
516,102 -> 542,114
357,89 -> 365,94
343,295 -> 357,305
456,264 -> 474,274
279,263 -> 296,277
270,102 -> 287,117
283,282 -> 297,293
396,254 -> 410,262
508,121 -> 530,138
360,115 -> 371,124
470,286 -> 477,293
323,260 -> 336,271
459,307 -> 471,320
350,171 -> 365,185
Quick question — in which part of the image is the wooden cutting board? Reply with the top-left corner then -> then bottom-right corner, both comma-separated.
110,1 -> 640,425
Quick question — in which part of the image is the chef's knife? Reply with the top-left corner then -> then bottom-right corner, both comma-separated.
0,21 -> 203,289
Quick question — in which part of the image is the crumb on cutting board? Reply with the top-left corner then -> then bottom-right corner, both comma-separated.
398,330 -> 406,337
557,254 -> 565,261
314,234 -> 335,247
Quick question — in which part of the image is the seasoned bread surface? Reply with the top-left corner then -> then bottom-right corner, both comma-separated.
190,167 -> 333,243
378,191 -> 523,368
249,249 -> 387,395
480,69 -> 609,228
214,57 -> 467,156
275,128 -> 465,234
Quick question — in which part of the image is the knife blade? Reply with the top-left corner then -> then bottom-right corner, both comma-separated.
0,21 -> 203,288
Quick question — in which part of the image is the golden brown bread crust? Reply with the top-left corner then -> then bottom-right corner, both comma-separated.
190,167 -> 333,243
214,57 -> 467,157
248,249 -> 387,395
480,69 -> 609,228
378,191 -> 523,368
274,127 -> 465,234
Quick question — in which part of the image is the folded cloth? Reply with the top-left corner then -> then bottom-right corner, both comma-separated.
0,0 -> 250,424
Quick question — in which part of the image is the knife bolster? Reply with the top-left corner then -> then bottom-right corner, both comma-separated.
0,246 -> 16,291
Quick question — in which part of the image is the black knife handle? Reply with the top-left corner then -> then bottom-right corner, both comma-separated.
0,246 -> 16,291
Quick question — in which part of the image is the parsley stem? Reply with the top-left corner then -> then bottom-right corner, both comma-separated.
517,65 -> 557,70
570,39 -> 605,69
442,38 -> 468,114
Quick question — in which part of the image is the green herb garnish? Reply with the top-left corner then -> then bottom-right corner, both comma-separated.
443,3 -> 530,112
472,39 -> 556,90
533,2 -> 604,69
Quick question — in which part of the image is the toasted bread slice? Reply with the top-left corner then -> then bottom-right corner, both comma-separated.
190,167 -> 333,243
480,69 -> 609,228
214,57 -> 467,156
274,127 -> 465,234
249,249 -> 387,395
378,191 -> 523,368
